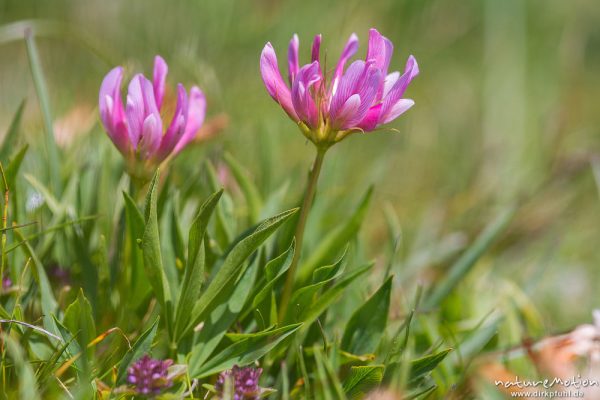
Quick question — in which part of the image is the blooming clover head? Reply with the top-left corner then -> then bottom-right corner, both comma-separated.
99,56 -> 206,173
260,29 -> 418,147
127,355 -> 173,397
215,365 -> 263,400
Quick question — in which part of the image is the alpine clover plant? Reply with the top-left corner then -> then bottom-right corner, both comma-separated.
260,28 -> 418,317
0,21 -> 516,400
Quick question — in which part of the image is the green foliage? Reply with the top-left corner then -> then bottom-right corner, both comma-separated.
0,3 -> 566,398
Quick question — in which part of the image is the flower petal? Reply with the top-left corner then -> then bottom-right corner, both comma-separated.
383,71 -> 399,98
366,28 -> 394,76
311,34 -> 322,63
288,34 -> 299,85
381,98 -> 414,124
99,67 -> 130,154
155,83 -> 188,161
331,33 -> 359,96
153,55 -> 168,110
174,86 -> 206,154
329,60 -> 366,121
291,62 -> 321,129
137,114 -> 163,159
380,55 -> 418,124
125,74 -> 147,147
260,43 -> 298,121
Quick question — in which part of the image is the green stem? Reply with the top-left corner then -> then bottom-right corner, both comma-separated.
279,146 -> 328,322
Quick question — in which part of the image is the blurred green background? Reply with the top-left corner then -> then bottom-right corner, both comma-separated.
1,0 -> 600,334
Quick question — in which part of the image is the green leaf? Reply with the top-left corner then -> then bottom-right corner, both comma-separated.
116,317 -> 160,384
186,255 -> 258,366
190,323 -> 302,378
224,152 -> 263,223
2,334 -> 41,400
341,276 -> 393,355
181,208 -> 298,338
25,32 -> 61,195
63,289 -> 96,354
123,190 -> 150,307
424,206 -> 515,308
343,365 -> 384,399
251,240 -> 295,309
286,254 -> 346,324
53,315 -> 85,373
0,99 -> 25,161
13,229 -> 58,333
294,262 -> 373,327
142,171 -> 173,333
205,161 -> 234,247
174,190 -> 223,335
410,348 -> 452,380
297,187 -> 373,284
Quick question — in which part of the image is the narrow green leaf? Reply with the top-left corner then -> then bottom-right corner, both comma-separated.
295,262 -> 374,327
142,171 -> 173,332
182,208 -> 298,338
224,152 -> 263,223
25,31 -> 61,195
63,289 -> 96,354
251,240 -> 295,309
0,100 -> 25,161
123,190 -> 150,306
341,276 -> 393,355
343,365 -> 384,400
2,334 -> 41,400
174,189 -> 223,335
13,229 -> 58,332
298,187 -> 373,283
186,256 -> 258,366
116,317 -> 160,384
410,348 -> 452,380
424,206 -> 515,308
191,323 -> 301,378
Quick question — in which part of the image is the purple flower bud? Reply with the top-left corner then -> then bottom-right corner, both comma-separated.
215,365 -> 263,400
260,29 -> 418,146
127,355 -> 173,397
99,56 -> 206,168
2,274 -> 11,290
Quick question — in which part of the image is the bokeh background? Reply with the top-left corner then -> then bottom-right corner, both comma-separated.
1,0 -> 600,335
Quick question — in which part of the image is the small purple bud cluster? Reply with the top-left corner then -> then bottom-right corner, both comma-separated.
1,274 -> 11,290
215,365 -> 263,400
127,355 -> 173,397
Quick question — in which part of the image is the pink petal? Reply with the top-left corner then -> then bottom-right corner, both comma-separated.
357,103 -> 382,131
291,62 -> 321,129
125,74 -> 147,147
383,72 -> 399,98
288,34 -> 299,85
381,98 -> 414,124
137,114 -> 162,159
340,67 -> 382,129
99,67 -> 131,154
174,86 -> 206,154
311,34 -> 322,63
156,83 -> 188,161
366,28 -> 394,76
332,94 -> 361,129
380,55 -> 418,123
260,43 -> 299,121
331,33 -> 359,96
329,60 -> 366,121
153,55 -> 168,110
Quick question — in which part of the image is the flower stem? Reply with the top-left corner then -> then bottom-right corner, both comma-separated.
279,146 -> 328,322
